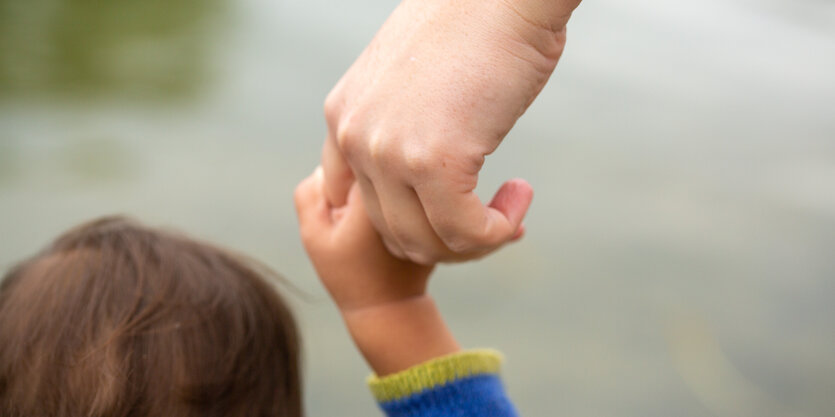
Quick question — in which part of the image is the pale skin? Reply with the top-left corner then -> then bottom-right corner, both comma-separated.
322,0 -> 583,264
295,167 -> 459,375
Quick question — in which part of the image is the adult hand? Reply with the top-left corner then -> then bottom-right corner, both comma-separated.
322,0 -> 582,264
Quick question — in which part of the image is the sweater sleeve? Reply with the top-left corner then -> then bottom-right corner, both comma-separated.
367,349 -> 519,417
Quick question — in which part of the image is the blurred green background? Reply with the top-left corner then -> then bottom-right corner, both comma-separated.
1,0 -> 834,416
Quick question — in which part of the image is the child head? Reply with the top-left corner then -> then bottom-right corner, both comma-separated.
0,216 -> 301,417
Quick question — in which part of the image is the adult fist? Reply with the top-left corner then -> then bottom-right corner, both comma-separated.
322,0 -> 581,264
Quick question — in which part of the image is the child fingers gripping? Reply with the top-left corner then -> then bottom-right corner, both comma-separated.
295,166 -> 520,417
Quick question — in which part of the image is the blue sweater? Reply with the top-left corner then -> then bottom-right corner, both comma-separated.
368,350 -> 519,417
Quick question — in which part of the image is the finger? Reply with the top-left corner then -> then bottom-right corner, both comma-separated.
354,174 -> 407,260
294,166 -> 332,236
374,181 -> 449,265
337,184 -> 374,236
321,135 -> 354,207
416,178 -> 534,254
336,184 -> 397,251
487,179 -> 534,236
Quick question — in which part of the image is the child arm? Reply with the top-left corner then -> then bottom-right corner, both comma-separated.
295,167 -> 520,416
294,166 -> 458,374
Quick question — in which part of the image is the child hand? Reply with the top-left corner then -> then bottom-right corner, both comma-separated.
294,166 -> 433,313
295,166 -> 458,375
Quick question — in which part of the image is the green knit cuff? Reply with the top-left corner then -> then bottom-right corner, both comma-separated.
367,349 -> 504,403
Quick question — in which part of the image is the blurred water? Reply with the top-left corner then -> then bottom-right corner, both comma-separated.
1,0 -> 834,416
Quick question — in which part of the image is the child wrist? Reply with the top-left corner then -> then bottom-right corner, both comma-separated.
340,295 -> 460,376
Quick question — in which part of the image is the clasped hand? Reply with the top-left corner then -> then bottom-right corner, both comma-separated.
321,0 -> 581,264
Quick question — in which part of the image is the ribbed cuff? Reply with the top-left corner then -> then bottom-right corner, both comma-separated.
367,349 -> 503,403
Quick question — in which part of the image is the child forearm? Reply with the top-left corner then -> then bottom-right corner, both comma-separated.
340,295 -> 460,376
295,171 -> 519,416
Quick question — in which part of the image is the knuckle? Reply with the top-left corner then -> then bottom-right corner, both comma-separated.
323,89 -> 342,127
366,133 -> 445,178
367,131 -> 388,163
367,132 -> 404,172
402,146 -> 437,177
335,112 -> 363,157
403,140 -> 461,179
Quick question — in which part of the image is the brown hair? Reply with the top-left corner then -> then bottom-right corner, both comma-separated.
0,216 -> 302,417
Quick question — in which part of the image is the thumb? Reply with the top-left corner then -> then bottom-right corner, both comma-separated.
321,136 -> 354,207
488,178 -> 534,237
